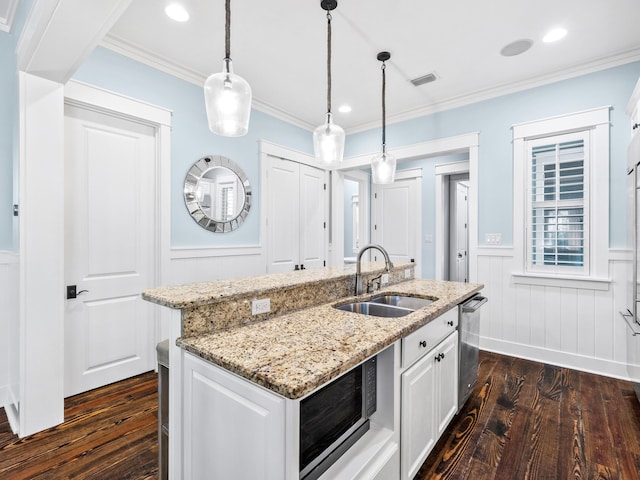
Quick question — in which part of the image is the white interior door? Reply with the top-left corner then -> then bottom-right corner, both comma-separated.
64,103 -> 156,397
299,164 -> 326,270
267,157 -> 301,273
449,180 -> 469,282
372,171 -> 421,277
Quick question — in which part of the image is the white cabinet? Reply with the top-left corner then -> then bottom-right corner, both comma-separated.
628,77 -> 640,141
266,156 -> 327,273
400,328 -> 458,480
182,352 -> 286,480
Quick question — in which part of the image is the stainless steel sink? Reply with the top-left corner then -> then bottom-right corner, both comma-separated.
334,301 -> 414,318
369,295 -> 434,310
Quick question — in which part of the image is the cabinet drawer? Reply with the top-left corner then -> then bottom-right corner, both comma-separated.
402,307 -> 457,369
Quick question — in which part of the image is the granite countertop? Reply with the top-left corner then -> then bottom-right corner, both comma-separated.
177,278 -> 483,400
143,262 -> 402,309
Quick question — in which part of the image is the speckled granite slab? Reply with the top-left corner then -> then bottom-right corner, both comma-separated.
177,279 -> 483,399
144,262 -> 414,336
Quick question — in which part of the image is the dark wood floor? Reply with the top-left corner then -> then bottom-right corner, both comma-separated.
1,351 -> 640,479
417,351 -> 640,480
0,372 -> 159,480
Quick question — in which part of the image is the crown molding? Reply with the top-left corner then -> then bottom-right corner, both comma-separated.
100,34 -> 315,131
0,0 -> 19,33
347,47 -> 640,135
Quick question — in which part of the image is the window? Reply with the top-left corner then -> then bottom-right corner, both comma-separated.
512,107 -> 609,285
528,132 -> 589,274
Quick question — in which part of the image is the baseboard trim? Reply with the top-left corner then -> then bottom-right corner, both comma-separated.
480,336 -> 630,381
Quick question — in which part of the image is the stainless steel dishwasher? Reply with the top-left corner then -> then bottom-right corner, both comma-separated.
458,294 -> 487,411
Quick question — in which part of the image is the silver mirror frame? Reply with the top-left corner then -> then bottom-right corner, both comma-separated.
183,155 -> 252,233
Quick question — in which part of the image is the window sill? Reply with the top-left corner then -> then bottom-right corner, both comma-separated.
511,272 -> 611,291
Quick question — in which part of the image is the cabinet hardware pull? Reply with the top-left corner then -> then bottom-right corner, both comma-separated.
447,320 -> 454,326
419,340 -> 427,348
435,354 -> 441,362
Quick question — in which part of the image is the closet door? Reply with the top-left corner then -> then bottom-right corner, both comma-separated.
299,163 -> 326,271
267,157 -> 301,273
266,158 -> 327,273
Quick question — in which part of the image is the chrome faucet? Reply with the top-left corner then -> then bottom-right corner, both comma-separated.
355,244 -> 394,295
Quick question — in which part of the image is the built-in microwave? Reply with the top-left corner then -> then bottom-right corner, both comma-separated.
299,356 -> 377,480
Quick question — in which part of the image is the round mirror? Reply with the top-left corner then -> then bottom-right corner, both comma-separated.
183,155 -> 251,232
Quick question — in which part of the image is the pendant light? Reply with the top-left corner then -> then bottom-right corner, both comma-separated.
371,52 -> 396,184
204,0 -> 252,137
313,0 -> 345,166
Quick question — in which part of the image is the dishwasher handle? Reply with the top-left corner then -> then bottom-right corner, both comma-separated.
461,295 -> 488,313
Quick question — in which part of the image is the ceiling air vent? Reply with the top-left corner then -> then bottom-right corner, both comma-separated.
410,73 -> 437,87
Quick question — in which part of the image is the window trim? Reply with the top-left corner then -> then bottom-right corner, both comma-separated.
512,107 -> 610,283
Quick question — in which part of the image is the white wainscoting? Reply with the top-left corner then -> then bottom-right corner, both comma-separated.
476,247 -> 632,380
0,251 -> 19,426
168,246 -> 265,285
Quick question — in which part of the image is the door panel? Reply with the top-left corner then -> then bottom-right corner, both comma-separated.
266,157 -> 300,273
299,164 -> 325,270
372,176 -> 420,276
64,104 -> 156,397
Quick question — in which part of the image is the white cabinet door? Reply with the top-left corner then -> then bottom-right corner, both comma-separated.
435,332 -> 459,436
182,352 -> 286,480
401,331 -> 459,480
267,157 -> 327,273
401,350 -> 436,480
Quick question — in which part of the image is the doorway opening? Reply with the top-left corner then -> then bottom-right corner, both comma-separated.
443,174 -> 469,282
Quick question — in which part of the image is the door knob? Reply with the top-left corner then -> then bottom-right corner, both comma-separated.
66,285 -> 89,299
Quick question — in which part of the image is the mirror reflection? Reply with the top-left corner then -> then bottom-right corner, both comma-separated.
184,155 -> 251,233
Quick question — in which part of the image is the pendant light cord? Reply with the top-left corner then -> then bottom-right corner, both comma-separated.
326,11 -> 332,115
225,0 -> 231,63
381,60 -> 386,151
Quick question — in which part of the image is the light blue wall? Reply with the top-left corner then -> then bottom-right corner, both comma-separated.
347,62 -> 640,253
72,47 -> 314,248
0,32 -> 15,250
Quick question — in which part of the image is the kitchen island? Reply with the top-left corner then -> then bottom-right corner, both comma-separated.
144,262 -> 483,480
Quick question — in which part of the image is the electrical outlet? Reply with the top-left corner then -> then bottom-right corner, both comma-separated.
252,298 -> 271,315
381,273 -> 389,285
404,269 -> 411,279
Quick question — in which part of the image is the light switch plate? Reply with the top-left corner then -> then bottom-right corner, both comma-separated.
381,273 -> 389,285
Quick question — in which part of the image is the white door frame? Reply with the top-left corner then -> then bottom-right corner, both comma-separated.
334,133 -> 479,281
64,80 -> 172,339
16,77 -> 171,436
435,161 -> 471,280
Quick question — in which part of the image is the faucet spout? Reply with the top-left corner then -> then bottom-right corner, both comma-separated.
355,244 -> 394,295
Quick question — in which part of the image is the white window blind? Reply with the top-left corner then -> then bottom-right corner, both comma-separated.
527,132 -> 589,274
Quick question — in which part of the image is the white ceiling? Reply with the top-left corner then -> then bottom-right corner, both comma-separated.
104,0 -> 640,132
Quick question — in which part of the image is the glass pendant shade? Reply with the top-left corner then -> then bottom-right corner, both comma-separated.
371,150 -> 397,184
313,113 -> 345,166
204,59 -> 252,137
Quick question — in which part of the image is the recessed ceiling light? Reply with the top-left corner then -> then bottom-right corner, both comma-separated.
500,39 -> 533,57
338,105 -> 352,113
543,27 -> 567,43
165,3 -> 190,22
